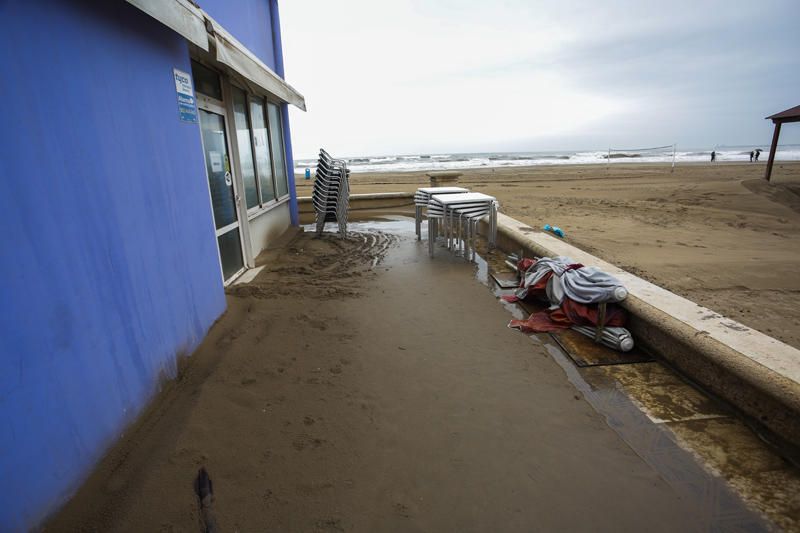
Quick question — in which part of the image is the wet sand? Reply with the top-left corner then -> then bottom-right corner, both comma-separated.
296,162 -> 800,349
47,222 -> 721,532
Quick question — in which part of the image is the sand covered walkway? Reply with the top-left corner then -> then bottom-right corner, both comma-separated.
46,221 -> 763,532
301,163 -> 800,349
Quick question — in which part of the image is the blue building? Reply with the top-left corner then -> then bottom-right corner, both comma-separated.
0,0 -> 305,528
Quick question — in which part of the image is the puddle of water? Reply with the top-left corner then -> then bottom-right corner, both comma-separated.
548,348 -> 768,529
303,215 -> 419,238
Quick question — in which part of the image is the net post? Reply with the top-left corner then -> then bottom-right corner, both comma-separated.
671,144 -> 676,173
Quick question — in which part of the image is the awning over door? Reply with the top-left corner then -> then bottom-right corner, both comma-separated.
203,13 -> 306,111
126,0 -> 209,51
125,0 -> 306,111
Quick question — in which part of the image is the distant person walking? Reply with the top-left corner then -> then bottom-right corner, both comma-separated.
749,151 -> 754,162
710,151 -> 716,162
755,149 -> 761,162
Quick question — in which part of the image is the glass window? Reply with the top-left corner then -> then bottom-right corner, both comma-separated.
190,61 -> 222,100
250,98 -> 276,203
231,87 -> 259,209
267,102 -> 289,198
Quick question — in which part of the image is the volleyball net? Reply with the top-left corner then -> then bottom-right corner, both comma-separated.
606,144 -> 676,172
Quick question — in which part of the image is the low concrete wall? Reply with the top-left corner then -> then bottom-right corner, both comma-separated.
483,212 -> 800,449
298,192 -> 414,224
248,201 -> 291,258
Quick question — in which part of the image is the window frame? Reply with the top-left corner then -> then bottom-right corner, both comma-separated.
228,83 -> 292,219
248,94 -> 277,208
191,59 -> 249,284
265,99 -> 290,201
229,84 -> 261,214
190,59 -> 224,103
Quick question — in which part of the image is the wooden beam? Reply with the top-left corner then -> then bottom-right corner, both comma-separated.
765,121 -> 782,182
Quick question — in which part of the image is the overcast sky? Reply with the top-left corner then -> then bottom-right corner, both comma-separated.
280,0 -> 800,158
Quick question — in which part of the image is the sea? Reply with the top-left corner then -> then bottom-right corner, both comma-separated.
295,144 -> 800,174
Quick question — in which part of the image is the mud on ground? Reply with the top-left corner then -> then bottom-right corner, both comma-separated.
47,225 -> 715,532
228,230 -> 397,300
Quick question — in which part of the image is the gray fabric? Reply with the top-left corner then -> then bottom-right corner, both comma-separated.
546,275 -> 565,307
515,256 -> 575,301
535,256 -> 575,277
561,266 -> 627,304
514,256 -> 627,305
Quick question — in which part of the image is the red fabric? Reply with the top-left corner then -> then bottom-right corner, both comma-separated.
506,258 -> 627,333
501,271 -> 553,303
500,259 -> 537,303
509,310 -> 571,332
517,258 -> 537,273
508,299 -> 627,334
558,299 -> 627,328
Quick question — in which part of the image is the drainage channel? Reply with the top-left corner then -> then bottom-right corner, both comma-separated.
470,231 -> 800,532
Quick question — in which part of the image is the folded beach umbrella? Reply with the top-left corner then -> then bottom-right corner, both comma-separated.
572,325 -> 634,352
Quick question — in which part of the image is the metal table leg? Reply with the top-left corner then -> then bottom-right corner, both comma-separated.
428,218 -> 436,257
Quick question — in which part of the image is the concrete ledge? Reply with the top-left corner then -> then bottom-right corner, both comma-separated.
484,212 -> 800,448
298,192 -> 414,224
427,171 -> 462,187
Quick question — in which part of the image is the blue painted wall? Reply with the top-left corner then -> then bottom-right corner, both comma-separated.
202,0 -> 277,70
0,0 -> 227,529
269,0 -> 300,224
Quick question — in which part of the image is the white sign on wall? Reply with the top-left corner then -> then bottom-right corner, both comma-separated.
173,68 -> 198,123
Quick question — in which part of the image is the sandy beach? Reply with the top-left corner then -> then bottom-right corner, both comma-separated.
297,162 -> 800,349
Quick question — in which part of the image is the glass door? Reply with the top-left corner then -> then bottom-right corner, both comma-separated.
199,108 -> 245,281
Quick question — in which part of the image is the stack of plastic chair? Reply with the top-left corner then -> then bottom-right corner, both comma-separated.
427,192 -> 498,260
313,148 -> 350,238
413,186 -> 469,240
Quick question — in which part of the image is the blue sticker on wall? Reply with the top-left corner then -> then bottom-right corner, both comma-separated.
174,68 -> 198,123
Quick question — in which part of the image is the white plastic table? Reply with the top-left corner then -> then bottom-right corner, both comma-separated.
414,187 -> 469,240
427,192 -> 498,259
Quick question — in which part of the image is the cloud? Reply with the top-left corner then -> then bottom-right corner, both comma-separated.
281,0 -> 800,157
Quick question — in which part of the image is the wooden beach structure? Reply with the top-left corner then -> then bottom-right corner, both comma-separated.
764,104 -> 800,182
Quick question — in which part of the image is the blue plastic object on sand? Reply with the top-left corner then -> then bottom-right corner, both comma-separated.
543,224 -> 565,238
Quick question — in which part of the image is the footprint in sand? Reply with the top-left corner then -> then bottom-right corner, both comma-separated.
315,519 -> 344,532
292,433 -> 326,451
393,502 -> 411,518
